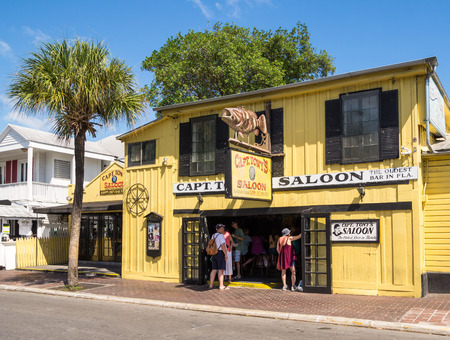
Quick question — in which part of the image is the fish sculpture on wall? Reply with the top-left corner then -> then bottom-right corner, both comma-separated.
221,107 -> 267,141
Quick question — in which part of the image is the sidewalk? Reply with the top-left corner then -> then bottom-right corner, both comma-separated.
0,268 -> 448,336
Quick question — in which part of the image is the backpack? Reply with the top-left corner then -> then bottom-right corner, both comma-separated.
206,234 -> 219,256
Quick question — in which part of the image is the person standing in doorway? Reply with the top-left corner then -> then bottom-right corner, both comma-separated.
209,224 -> 229,290
231,220 -> 244,279
277,228 -> 301,291
223,226 -> 233,283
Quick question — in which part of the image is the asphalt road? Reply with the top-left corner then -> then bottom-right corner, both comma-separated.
0,290 -> 441,339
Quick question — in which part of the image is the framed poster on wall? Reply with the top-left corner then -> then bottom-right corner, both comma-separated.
145,212 -> 163,258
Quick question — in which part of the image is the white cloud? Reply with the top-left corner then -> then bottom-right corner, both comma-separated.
5,111 -> 49,130
0,94 -> 48,130
0,40 -> 13,58
191,0 -> 214,19
22,27 -> 51,45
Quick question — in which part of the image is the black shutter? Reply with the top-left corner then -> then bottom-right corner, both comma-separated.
271,108 -> 284,155
380,90 -> 399,160
179,122 -> 191,177
270,108 -> 284,177
325,99 -> 342,164
215,116 -> 229,174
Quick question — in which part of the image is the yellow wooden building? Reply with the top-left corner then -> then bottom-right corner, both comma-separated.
117,57 -> 449,297
36,162 -> 124,263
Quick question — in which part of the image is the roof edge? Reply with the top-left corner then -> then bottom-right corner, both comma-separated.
153,57 -> 438,113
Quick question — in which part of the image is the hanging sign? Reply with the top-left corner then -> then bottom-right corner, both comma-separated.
331,220 -> 379,243
225,149 -> 272,201
273,166 -> 418,190
100,169 -> 124,195
427,77 -> 446,137
2,224 -> 10,235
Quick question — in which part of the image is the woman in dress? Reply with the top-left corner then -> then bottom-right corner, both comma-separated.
277,227 -> 301,291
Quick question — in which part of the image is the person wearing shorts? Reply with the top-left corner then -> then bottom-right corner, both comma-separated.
231,220 -> 244,279
209,224 -> 229,290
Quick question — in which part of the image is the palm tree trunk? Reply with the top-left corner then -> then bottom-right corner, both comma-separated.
67,131 -> 86,287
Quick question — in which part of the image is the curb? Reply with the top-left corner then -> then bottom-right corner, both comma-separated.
0,284 -> 448,336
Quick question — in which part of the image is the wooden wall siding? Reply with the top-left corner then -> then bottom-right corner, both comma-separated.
424,157 -> 450,273
331,210 -> 415,296
121,68 -> 428,296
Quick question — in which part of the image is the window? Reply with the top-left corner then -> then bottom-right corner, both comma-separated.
128,140 -> 156,167
54,159 -> 71,179
0,164 -> 4,184
20,162 -> 27,182
342,90 -> 380,163
325,89 -> 399,165
191,116 -> 216,176
178,114 -> 229,177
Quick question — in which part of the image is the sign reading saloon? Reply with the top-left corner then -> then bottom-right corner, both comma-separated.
225,149 -> 272,201
100,169 -> 124,195
331,220 -> 379,243
273,167 -> 418,190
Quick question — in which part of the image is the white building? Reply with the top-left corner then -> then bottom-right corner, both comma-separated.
0,124 -> 123,238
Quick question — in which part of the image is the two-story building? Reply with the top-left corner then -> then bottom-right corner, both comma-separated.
111,57 -> 449,297
0,124 -> 122,238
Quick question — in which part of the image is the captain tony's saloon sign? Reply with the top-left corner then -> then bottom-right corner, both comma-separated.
225,149 -> 272,201
100,169 -> 124,195
331,220 -> 379,243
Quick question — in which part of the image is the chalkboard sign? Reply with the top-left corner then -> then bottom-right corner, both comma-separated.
145,212 -> 163,258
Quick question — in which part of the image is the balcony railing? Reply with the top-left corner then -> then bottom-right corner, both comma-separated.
0,182 -> 68,204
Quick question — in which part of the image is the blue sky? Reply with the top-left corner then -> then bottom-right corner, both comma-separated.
1,0 -> 449,140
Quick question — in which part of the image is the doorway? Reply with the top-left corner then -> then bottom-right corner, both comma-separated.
301,214 -> 332,293
79,213 -> 122,262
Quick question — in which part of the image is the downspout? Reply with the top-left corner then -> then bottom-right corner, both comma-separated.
425,66 -> 437,153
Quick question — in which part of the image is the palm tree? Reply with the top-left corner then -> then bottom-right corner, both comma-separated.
8,39 -> 145,287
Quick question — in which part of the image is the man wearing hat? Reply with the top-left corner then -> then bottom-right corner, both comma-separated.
277,227 -> 302,291
208,224 -> 229,290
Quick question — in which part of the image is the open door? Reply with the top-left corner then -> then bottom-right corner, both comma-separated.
182,217 -> 208,285
301,214 -> 332,293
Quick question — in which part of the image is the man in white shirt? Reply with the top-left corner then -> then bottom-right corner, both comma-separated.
208,224 -> 229,290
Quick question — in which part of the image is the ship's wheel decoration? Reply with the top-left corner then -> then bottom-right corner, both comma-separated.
126,183 -> 149,215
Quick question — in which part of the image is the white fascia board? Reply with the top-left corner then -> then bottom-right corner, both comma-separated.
28,142 -> 115,161
28,142 -> 73,155
0,142 -> 29,153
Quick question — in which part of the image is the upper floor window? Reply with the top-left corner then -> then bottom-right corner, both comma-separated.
342,90 -> 380,163
178,114 -> 229,177
0,164 -> 4,184
20,162 -> 27,182
54,159 -> 70,179
128,140 -> 156,167
325,89 -> 399,165
191,115 -> 216,176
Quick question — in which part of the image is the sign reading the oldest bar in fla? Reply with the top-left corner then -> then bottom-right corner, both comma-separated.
225,149 -> 272,201
330,220 -> 379,243
100,169 -> 124,195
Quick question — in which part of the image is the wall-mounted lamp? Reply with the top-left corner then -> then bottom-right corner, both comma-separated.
66,196 -> 73,202
197,193 -> 204,206
357,185 -> 365,202
162,157 -> 168,166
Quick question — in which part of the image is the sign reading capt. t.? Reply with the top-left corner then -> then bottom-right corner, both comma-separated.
221,107 -> 269,152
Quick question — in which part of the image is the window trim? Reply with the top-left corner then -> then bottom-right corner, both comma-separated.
340,88 -> 381,165
325,88 -> 399,165
54,159 -> 71,179
190,115 -> 217,176
128,140 -> 156,167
